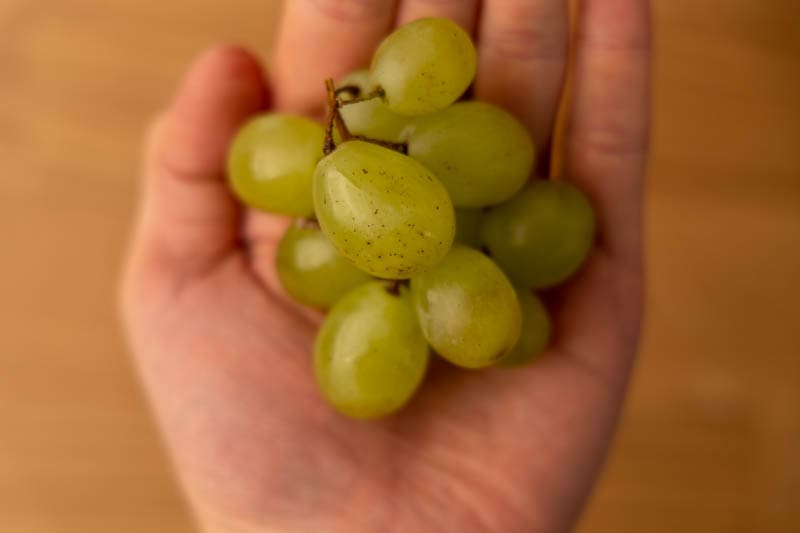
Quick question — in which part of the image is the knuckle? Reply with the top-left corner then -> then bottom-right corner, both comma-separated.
408,0 -> 470,8
482,25 -> 567,62
307,0 -> 394,23
570,120 -> 649,160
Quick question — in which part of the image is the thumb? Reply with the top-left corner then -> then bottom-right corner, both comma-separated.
132,46 -> 269,280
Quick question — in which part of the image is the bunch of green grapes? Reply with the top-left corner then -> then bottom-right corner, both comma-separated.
224,17 -> 595,420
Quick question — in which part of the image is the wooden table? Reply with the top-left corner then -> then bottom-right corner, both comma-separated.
1,1 -> 798,531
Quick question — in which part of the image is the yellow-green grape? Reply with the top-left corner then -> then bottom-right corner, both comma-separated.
276,221 -> 372,309
411,245 -> 521,369
454,208 -> 484,248
371,18 -> 477,116
497,288 -> 551,367
314,140 -> 455,279
227,113 -> 324,217
314,282 -> 429,419
481,180 -> 596,289
338,70 -> 409,142
406,101 -> 535,207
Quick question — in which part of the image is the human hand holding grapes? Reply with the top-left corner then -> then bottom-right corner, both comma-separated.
122,1 -> 650,531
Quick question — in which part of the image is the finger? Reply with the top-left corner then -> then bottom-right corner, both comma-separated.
272,0 -> 398,114
137,46 -> 268,271
565,0 -> 651,261
475,0 -> 569,154
396,0 -> 480,33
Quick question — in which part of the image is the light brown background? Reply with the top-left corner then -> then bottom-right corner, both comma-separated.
1,1 -> 798,532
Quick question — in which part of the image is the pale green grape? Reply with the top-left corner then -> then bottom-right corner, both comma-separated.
497,288 -> 551,367
454,208 -> 484,248
481,180 -> 596,289
371,17 -> 476,116
406,101 -> 535,207
338,70 -> 409,143
314,281 -> 429,419
411,245 -> 521,369
276,221 -> 372,309
314,140 -> 455,279
227,113 -> 324,217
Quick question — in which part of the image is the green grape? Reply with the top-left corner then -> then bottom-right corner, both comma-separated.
314,140 -> 455,279
454,208 -> 484,248
481,180 -> 596,289
411,245 -> 521,369
276,221 -> 372,309
406,101 -> 535,207
371,17 -> 477,116
314,281 -> 429,419
227,113 -> 324,217
497,288 -> 551,367
338,70 -> 410,143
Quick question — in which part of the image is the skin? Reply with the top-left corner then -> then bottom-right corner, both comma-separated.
121,1 -> 651,532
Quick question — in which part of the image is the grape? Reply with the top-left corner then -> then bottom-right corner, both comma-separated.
227,113 -> 324,217
454,208 -> 484,248
481,180 -> 596,289
314,140 -> 455,279
411,245 -> 521,369
406,101 -> 535,207
276,221 -> 372,309
497,288 -> 551,367
314,282 -> 429,419
371,18 -> 477,116
338,70 -> 409,143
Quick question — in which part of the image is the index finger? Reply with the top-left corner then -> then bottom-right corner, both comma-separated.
272,0 -> 398,114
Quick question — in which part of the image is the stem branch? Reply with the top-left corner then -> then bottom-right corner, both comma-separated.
338,87 -> 385,107
335,85 -> 361,98
322,79 -> 407,155
385,279 -> 410,296
323,79 -> 338,155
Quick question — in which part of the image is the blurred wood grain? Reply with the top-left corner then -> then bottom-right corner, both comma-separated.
1,1 -> 798,532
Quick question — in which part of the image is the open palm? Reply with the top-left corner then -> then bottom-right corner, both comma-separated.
122,1 -> 651,532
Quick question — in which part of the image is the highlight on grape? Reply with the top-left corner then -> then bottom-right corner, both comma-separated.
226,17 -> 596,420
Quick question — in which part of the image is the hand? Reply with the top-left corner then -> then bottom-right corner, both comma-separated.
121,1 -> 651,532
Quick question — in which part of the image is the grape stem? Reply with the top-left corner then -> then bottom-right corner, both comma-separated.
334,85 -> 361,98
350,135 -> 408,154
323,79 -> 338,155
385,279 -> 410,296
323,78 -> 408,156
338,87 -> 385,107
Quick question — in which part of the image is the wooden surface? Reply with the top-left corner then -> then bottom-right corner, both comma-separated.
1,1 -> 798,532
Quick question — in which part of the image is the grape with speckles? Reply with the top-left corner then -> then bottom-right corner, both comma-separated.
314,140 -> 455,279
